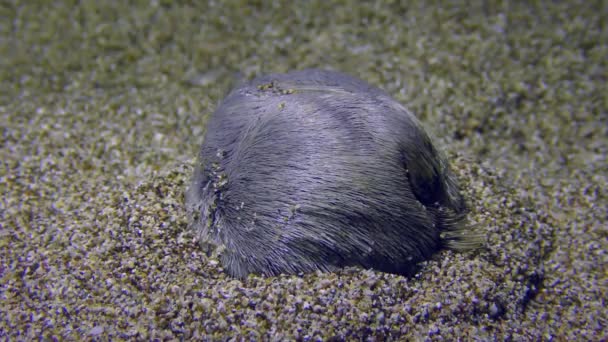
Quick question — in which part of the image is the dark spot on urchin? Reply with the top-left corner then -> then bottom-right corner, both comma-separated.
187,69 -> 477,279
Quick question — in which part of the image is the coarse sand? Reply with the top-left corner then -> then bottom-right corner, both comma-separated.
1,1 -> 606,340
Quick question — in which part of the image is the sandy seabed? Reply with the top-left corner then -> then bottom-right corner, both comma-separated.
1,1 -> 606,340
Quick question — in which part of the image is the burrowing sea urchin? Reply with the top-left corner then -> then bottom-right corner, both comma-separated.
187,69 -> 472,278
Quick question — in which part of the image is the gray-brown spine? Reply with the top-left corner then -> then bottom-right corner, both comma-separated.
187,69 -> 472,278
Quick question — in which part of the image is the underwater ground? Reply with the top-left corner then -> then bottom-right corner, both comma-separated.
1,1 -> 606,340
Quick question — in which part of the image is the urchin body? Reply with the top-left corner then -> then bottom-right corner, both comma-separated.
187,69 -> 467,278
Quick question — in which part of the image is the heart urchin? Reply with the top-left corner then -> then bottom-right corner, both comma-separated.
186,69 -> 475,279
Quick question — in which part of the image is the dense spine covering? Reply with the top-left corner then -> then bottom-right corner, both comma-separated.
187,69 -> 470,278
